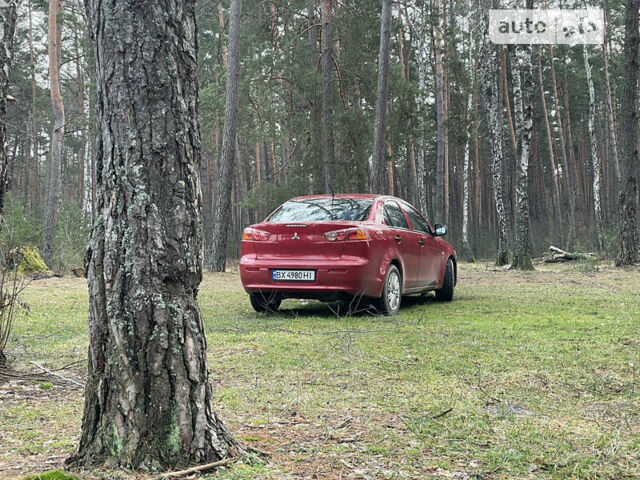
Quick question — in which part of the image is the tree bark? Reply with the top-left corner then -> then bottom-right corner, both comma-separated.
0,0 -> 17,228
308,0 -> 323,194
616,0 -> 639,265
321,0 -> 336,193
68,0 -> 240,470
479,2 -> 509,265
209,0 -> 243,272
583,44 -> 605,252
42,0 -> 65,266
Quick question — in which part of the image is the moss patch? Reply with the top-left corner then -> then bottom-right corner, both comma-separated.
11,247 -> 54,276
22,471 -> 78,480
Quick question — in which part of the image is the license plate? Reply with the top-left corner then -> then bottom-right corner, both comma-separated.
272,269 -> 315,282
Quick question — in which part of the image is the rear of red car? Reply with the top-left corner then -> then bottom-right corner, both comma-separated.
240,196 -> 384,300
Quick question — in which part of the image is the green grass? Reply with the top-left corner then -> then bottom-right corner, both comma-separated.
1,262 -> 639,479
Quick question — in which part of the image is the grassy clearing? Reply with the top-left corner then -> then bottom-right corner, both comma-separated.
1,262 -> 639,479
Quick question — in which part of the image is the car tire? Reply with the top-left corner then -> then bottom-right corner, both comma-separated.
249,292 -> 282,313
435,259 -> 455,302
376,264 -> 402,316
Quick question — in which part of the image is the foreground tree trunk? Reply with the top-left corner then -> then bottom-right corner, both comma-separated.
321,0 -> 336,193
616,0 -> 639,266
479,5 -> 509,266
369,0 -> 392,194
68,0 -> 240,470
42,0 -> 65,266
0,0 -> 17,227
209,0 -> 243,272
461,0 -> 475,262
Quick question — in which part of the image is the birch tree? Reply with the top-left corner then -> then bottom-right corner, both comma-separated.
616,0 -> 639,265
461,0 -> 475,261
0,0 -> 17,226
209,0 -> 243,272
69,0 -> 240,469
583,43 -> 604,252
42,0 -> 65,266
369,0 -> 392,194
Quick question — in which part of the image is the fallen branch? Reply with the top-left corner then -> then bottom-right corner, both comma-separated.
29,361 -> 84,387
431,407 -> 453,419
150,457 -> 239,480
543,246 -> 596,263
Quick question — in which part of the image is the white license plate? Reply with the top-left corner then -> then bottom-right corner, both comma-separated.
272,269 -> 316,282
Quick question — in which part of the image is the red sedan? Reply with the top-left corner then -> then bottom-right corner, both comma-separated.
240,194 -> 457,315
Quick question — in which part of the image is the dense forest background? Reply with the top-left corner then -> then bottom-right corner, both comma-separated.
1,0 -> 636,271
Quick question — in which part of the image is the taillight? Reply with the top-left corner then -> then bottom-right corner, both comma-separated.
324,227 -> 370,242
242,228 -> 271,241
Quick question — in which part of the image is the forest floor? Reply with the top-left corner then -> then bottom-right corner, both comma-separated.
1,261 -> 639,480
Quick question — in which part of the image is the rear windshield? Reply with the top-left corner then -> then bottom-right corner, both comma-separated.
267,198 -> 373,223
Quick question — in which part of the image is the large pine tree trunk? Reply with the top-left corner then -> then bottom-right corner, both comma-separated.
321,0 -> 336,193
42,0 -> 65,266
479,3 -> 509,266
68,0 -> 240,470
583,44 -> 605,252
0,0 -> 16,227
209,0 -> 243,272
369,0 -> 391,194
616,0 -> 639,266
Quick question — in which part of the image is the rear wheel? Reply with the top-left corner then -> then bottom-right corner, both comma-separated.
376,264 -> 402,315
435,259 -> 455,302
249,292 -> 282,312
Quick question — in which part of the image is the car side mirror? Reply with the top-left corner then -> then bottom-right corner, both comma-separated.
434,224 -> 447,236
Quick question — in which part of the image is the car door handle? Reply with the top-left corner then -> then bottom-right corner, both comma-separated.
419,239 -> 425,246
394,235 -> 402,243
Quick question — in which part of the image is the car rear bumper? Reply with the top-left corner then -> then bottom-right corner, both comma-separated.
240,256 -> 382,298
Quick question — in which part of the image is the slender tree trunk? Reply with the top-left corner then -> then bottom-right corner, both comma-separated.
369,0 -> 391,194
602,8 -> 620,184
462,0 -> 474,261
308,0 -> 323,194
549,45 -> 576,248
433,0 -> 446,222
562,54 -> 580,242
321,0 -> 336,193
42,0 -> 65,266
510,29 -> 534,271
69,0 -> 240,470
583,44 -> 605,252
209,0 -> 243,272
28,0 -> 40,211
616,0 -> 639,265
538,47 -> 562,241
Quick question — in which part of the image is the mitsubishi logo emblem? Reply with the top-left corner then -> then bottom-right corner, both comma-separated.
292,232 -> 300,240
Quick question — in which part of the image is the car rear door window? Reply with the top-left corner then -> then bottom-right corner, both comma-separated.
384,201 -> 409,229
403,204 -> 431,234
268,198 -> 372,222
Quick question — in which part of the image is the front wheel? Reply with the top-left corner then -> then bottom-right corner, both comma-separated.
249,292 -> 282,313
435,259 -> 455,302
376,264 -> 402,315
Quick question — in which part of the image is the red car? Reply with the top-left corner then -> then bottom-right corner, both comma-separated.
240,194 -> 457,315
